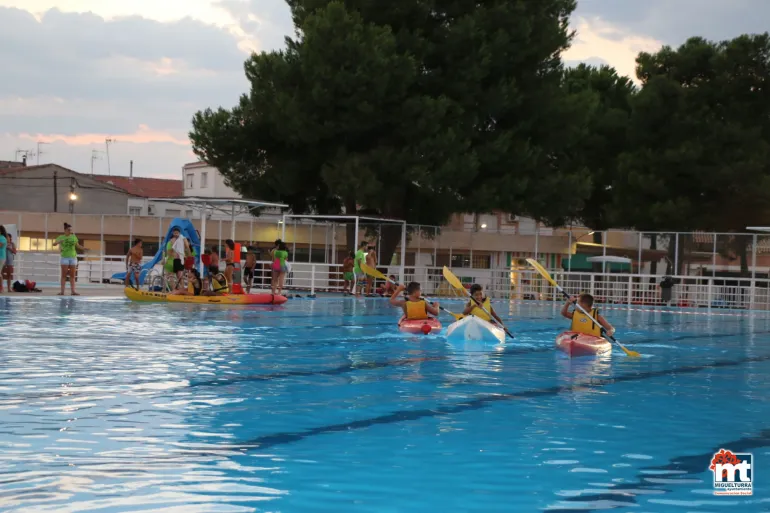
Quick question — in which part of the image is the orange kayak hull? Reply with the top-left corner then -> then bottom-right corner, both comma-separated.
555,331 -> 612,357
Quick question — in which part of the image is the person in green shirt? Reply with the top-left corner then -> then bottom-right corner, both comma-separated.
270,239 -> 289,296
353,241 -> 369,297
52,223 -> 86,296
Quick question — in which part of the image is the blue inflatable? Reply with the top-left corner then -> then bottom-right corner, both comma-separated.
112,218 -> 201,286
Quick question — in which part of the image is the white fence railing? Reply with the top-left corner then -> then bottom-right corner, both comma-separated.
10,251 -> 769,311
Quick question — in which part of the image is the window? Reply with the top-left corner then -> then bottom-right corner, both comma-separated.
201,172 -> 208,188
450,254 -> 471,268
166,209 -> 181,217
449,253 -> 489,269
185,210 -> 194,218
128,207 -> 141,216
186,173 -> 194,188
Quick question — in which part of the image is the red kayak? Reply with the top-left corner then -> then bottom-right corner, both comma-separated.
555,331 -> 611,357
398,316 -> 442,335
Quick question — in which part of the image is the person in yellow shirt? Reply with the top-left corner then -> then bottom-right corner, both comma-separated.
560,293 -> 614,337
462,284 -> 504,324
389,282 -> 440,319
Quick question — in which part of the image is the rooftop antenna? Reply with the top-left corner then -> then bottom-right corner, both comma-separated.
90,149 -> 104,175
105,138 -> 116,175
36,141 -> 50,165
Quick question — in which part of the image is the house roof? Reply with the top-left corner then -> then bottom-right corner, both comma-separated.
0,163 -> 182,198
92,175 -> 182,198
183,161 -> 210,170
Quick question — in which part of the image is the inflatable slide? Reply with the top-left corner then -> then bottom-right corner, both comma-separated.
112,218 -> 201,286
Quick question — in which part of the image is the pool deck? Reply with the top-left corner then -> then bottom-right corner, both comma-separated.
0,285 -> 126,297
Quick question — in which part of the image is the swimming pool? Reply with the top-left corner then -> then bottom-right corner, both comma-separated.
0,296 -> 768,512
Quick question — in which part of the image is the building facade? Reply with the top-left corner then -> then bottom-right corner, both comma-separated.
183,162 -> 239,198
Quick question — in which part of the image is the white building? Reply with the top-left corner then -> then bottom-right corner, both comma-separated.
183,162 -> 239,198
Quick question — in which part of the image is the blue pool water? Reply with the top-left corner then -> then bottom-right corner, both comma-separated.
0,296 -> 768,512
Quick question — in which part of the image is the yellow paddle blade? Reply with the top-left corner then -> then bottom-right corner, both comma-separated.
442,266 -> 465,292
361,263 -> 387,281
620,345 -> 641,358
526,258 -> 559,288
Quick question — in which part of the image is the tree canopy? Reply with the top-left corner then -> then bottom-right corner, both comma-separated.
190,0 -> 592,258
610,34 -> 770,233
190,0 -> 770,265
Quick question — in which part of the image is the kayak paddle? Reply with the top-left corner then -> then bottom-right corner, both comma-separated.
442,266 -> 515,339
525,258 -> 640,358
360,263 -> 463,320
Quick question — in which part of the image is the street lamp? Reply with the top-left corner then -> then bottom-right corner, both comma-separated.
69,184 -> 78,213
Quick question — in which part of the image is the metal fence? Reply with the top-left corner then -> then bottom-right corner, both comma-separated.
10,252 -> 766,312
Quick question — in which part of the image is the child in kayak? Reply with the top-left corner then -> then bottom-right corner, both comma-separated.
561,293 -> 615,337
462,284 -> 504,324
390,282 -> 440,319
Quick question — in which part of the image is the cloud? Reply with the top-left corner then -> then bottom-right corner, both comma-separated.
0,6 -> 256,178
574,0 -> 770,46
215,0 -> 294,52
564,17 -> 663,81
16,124 -> 189,146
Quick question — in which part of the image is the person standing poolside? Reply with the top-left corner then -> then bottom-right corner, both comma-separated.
365,245 -> 378,296
244,249 -> 257,293
0,226 -> 7,293
270,239 -> 289,296
224,239 -> 236,293
341,251 -> 355,294
170,227 -> 188,283
353,241 -> 368,296
2,232 -> 16,293
52,223 -> 86,296
125,238 -> 143,289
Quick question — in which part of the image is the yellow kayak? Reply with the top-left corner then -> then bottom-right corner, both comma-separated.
124,287 -> 288,305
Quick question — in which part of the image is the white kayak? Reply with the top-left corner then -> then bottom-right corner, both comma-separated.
446,315 -> 506,344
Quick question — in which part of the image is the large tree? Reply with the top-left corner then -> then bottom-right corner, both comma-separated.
562,64 -> 635,248
190,0 -> 592,259
610,34 -> 770,273
611,35 -> 770,231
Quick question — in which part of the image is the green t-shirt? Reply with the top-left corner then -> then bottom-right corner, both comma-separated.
274,249 -> 288,266
57,234 -> 78,258
164,241 -> 174,272
354,249 -> 366,273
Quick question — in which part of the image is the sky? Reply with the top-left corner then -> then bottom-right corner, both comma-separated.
1,1 -> 768,181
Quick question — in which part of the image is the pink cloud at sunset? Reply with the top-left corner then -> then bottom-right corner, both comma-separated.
16,125 -> 190,147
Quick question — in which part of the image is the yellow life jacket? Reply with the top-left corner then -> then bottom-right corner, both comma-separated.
468,297 -> 492,321
571,308 -> 602,337
405,299 -> 428,320
212,277 -> 228,294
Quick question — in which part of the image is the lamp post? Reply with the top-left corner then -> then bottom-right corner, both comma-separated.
68,182 -> 78,213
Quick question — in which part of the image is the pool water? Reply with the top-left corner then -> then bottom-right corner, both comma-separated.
0,296 -> 768,512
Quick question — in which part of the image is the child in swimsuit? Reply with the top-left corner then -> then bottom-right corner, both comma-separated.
125,238 -> 143,289
224,239 -> 235,292
342,252 -> 354,294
